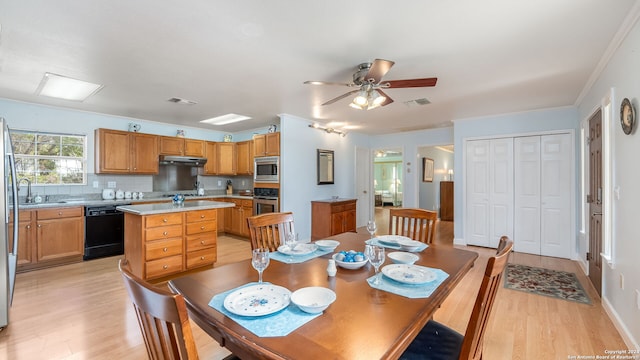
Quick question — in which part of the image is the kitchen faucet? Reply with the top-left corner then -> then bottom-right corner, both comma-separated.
18,178 -> 33,203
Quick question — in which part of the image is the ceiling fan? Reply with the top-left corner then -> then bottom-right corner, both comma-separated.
304,59 -> 437,110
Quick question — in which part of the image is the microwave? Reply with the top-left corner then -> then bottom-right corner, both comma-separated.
254,156 -> 279,183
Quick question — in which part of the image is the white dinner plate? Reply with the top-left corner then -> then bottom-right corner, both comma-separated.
376,235 -> 412,246
223,284 -> 291,317
382,264 -> 437,285
277,243 -> 318,256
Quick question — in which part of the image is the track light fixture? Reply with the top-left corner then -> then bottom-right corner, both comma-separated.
308,123 -> 347,137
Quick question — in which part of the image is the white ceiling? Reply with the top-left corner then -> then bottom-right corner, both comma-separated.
0,1 -> 636,135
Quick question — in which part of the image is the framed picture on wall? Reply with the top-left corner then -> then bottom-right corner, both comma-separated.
422,157 -> 434,182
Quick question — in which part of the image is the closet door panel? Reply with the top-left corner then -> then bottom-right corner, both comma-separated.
489,138 -> 513,248
514,136 -> 541,254
466,140 -> 491,247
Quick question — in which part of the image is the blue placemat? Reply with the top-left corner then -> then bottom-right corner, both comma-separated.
209,282 -> 321,337
270,248 -> 333,263
366,267 -> 449,298
365,238 -> 428,252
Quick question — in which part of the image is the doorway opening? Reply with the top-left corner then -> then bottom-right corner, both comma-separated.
417,145 -> 454,220
373,148 -> 403,208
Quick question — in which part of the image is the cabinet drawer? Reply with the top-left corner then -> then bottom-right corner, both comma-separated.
186,248 -> 216,269
186,233 -> 217,251
240,199 -> 253,207
146,255 -> 183,279
186,221 -> 216,235
145,224 -> 183,241
37,206 -> 83,220
331,205 -> 345,213
344,202 -> 356,211
186,209 -> 217,223
145,213 -> 183,227
145,238 -> 183,261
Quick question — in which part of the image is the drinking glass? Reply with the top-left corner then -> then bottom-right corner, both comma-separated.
365,245 -> 385,285
284,232 -> 297,252
251,248 -> 270,283
366,220 -> 377,239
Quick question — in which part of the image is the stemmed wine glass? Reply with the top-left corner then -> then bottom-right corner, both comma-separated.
365,244 -> 385,285
252,248 -> 270,283
366,220 -> 377,239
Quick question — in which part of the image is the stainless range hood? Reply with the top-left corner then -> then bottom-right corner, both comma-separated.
159,155 -> 207,166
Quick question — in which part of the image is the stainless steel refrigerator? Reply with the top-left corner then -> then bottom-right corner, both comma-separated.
0,117 -> 19,329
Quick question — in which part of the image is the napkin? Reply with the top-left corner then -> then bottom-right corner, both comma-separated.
365,238 -> 428,252
366,267 -> 449,298
208,282 -> 321,337
270,248 -> 333,263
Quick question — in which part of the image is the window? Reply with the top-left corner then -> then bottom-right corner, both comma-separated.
10,130 -> 86,185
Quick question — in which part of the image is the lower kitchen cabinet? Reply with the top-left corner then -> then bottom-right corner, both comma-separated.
224,199 -> 252,237
9,210 -> 35,268
311,199 -> 357,240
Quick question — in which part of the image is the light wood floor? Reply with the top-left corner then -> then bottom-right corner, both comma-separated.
0,213 -> 628,359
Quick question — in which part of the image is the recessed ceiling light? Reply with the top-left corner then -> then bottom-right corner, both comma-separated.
200,113 -> 251,125
35,73 -> 103,101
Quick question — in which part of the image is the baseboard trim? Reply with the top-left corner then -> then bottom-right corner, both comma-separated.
602,296 -> 640,351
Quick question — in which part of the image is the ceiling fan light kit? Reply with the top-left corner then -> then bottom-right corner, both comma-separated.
305,59 -> 437,110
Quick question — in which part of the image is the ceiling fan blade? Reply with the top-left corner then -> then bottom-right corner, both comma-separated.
376,89 -> 394,106
364,59 -> 395,84
321,89 -> 360,106
304,80 -> 356,87
384,77 -> 438,88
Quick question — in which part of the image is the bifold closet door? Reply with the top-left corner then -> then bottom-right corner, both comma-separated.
514,137 -> 542,254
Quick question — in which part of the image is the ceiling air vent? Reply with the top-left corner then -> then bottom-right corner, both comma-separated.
404,98 -> 431,107
167,97 -> 197,105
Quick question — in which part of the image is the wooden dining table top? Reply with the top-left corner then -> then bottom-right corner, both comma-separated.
168,232 -> 479,360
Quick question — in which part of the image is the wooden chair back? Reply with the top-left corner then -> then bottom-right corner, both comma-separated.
388,208 -> 438,244
459,237 -> 513,360
246,212 -> 295,251
119,260 -> 199,360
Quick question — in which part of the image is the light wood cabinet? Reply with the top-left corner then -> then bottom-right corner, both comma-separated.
311,199 -> 357,240
95,128 -> 159,174
223,199 -> 252,237
236,140 -> 253,175
216,142 -> 237,175
253,132 -> 280,157
159,136 -> 205,157
212,198 -> 227,233
204,141 -> 217,175
124,209 -> 219,281
9,210 -> 35,268
440,181 -> 454,221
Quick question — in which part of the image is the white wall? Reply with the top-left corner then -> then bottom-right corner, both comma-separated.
279,114 -> 370,241
417,146 -> 454,211
576,14 -> 640,350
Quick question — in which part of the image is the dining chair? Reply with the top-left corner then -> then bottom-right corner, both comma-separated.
400,237 -> 514,360
389,208 -> 438,244
246,212 -> 295,251
119,259 -> 200,360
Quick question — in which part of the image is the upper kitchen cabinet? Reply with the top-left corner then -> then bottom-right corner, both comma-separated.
216,142 -> 237,175
95,128 -> 159,174
204,141 -> 217,175
253,132 -> 280,157
159,136 -> 205,157
236,140 -> 253,175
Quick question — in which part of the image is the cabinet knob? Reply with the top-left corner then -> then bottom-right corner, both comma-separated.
37,224 -> 42,228
200,214 -> 205,218
26,225 -> 31,229
163,231 -> 168,236
200,226 -> 205,230
200,240 -> 205,245
58,212 -> 63,216
200,256 -> 205,260
163,218 -> 168,223
163,265 -> 168,269
163,247 -> 168,252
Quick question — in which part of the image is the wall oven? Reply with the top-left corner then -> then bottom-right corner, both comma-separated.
254,156 -> 279,183
253,187 -> 279,215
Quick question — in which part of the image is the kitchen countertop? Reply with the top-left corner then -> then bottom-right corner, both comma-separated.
116,200 -> 234,215
16,194 -> 254,210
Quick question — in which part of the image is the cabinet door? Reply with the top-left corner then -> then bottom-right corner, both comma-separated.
9,211 -> 35,267
131,133 -> 159,174
343,210 -> 356,233
265,132 -> 280,156
204,141 -> 217,175
236,141 -> 253,175
331,212 -> 344,234
159,136 -> 183,155
240,204 -> 252,237
253,134 -> 266,157
184,139 -> 205,157
96,129 -> 130,173
216,142 -> 236,175
37,217 -> 84,262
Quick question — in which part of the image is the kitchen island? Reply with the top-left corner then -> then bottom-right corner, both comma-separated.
117,200 -> 234,281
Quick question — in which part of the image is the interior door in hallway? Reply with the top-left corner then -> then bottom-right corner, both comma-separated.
588,110 -> 602,296
355,146 -> 371,227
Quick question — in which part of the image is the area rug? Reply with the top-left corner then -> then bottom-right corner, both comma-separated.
504,263 -> 591,305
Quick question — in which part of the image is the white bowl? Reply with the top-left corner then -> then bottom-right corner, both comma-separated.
398,239 -> 423,252
315,240 -> 340,251
332,253 -> 368,270
387,251 -> 419,265
291,287 -> 336,314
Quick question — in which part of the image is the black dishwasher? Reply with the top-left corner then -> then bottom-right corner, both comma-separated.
84,204 -> 129,260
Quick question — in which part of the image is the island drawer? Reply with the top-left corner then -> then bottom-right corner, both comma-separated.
145,238 -> 183,260
186,248 -> 216,269
186,233 -> 217,251
145,213 -> 183,228
186,222 -> 216,235
145,224 -> 183,241
186,209 -> 217,223
145,255 -> 183,279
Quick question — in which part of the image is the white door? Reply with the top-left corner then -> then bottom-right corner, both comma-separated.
465,140 -> 491,247
489,138 -> 514,248
514,136 -> 541,254
540,134 -> 571,258
355,146 -> 371,227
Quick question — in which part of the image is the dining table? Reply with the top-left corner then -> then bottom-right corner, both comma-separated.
168,231 -> 479,360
